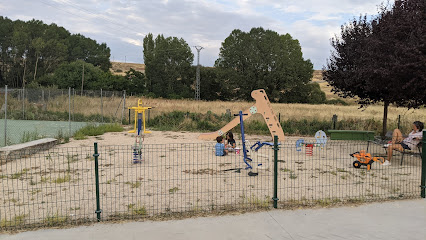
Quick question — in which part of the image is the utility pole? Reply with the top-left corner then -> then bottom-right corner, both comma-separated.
194,46 -> 203,100
22,58 -> 26,88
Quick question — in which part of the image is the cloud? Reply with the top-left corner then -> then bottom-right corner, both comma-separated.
289,20 -> 337,68
1,0 -> 387,68
0,3 -> 6,11
120,37 -> 143,47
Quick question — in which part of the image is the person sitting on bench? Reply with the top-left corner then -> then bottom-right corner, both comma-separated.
383,121 -> 423,166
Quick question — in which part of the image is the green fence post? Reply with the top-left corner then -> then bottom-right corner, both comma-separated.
93,142 -> 102,221
4,85 -> 7,146
421,130 -> 426,198
273,135 -> 279,208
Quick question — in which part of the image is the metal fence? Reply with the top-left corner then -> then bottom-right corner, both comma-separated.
0,86 -> 128,147
1,137 -> 424,231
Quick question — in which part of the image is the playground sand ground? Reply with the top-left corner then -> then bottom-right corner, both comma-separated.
0,130 -> 421,226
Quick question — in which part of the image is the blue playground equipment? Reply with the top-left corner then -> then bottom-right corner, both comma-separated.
132,113 -> 144,164
250,141 -> 280,152
296,139 -> 305,151
235,111 -> 253,169
314,130 -> 327,147
295,130 -> 328,154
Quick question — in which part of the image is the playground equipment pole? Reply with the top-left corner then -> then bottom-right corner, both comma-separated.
93,142 -> 102,221
273,135 -> 279,208
421,130 -> 426,198
4,85 -> 7,146
236,111 -> 252,169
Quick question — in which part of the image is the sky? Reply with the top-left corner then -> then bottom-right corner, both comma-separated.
0,0 -> 387,69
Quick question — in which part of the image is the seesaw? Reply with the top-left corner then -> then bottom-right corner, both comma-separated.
198,89 -> 284,141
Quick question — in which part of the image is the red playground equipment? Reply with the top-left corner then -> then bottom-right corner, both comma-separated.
350,150 -> 385,170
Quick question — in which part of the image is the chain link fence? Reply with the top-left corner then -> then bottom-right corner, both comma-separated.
0,86 -> 128,147
0,137 -> 424,231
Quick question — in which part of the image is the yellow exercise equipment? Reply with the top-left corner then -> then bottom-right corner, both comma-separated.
128,99 -> 152,134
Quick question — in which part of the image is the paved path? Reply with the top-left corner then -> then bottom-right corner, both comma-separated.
1,199 -> 425,240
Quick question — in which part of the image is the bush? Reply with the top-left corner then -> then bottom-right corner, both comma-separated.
325,99 -> 349,105
72,123 -> 123,140
146,111 -> 388,136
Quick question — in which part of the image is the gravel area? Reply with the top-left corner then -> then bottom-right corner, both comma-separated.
0,130 -> 421,229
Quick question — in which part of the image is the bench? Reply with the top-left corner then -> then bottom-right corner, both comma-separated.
0,138 -> 58,164
328,130 -> 375,141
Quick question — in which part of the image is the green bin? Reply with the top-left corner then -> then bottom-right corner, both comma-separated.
327,130 -> 375,141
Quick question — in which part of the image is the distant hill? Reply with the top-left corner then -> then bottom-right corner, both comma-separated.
311,70 -> 355,103
110,62 -> 145,76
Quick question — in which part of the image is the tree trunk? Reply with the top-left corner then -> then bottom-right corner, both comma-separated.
33,54 -> 39,82
382,100 -> 389,138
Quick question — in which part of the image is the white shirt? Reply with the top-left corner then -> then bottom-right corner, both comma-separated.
402,130 -> 422,149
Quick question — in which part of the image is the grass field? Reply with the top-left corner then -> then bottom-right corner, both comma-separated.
30,95 -> 424,123
3,93 -> 424,128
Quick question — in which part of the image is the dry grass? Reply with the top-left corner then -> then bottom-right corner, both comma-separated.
311,70 -> 358,103
110,62 -> 145,76
24,94 -> 426,125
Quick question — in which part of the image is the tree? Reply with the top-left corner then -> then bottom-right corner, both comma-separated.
324,0 -> 426,135
0,17 -> 14,86
185,66 -> 230,101
124,68 -> 146,94
0,17 -> 112,87
68,34 -> 111,71
40,60 -> 101,89
281,82 -> 326,104
215,27 -> 314,102
39,60 -> 122,90
143,33 -> 194,98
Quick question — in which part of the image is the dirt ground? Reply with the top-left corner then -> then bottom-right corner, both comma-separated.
0,130 -> 422,228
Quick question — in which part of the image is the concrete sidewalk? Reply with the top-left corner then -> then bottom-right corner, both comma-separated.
1,199 -> 425,240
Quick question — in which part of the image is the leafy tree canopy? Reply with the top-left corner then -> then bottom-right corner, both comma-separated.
143,33 -> 194,99
324,0 -> 425,134
0,17 -> 111,88
38,60 -> 136,92
215,27 -> 314,102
